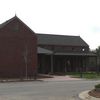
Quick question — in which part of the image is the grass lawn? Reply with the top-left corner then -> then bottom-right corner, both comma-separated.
66,72 -> 100,79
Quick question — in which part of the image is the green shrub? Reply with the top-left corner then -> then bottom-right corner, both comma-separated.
95,84 -> 100,89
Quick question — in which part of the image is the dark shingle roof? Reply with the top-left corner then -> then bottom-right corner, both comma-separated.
55,52 -> 96,56
0,16 -> 17,29
38,47 -> 53,54
37,33 -> 89,46
37,47 -> 96,56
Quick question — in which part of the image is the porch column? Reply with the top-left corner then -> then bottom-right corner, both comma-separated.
96,56 -> 99,75
80,56 -> 83,78
50,54 -> 54,74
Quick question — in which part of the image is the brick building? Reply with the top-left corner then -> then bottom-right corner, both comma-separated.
0,16 -> 96,78
0,16 -> 37,78
37,34 -> 96,74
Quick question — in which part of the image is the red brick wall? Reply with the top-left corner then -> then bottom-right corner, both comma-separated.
0,17 -> 37,78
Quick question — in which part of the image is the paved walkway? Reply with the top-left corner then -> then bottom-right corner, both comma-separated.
41,75 -> 82,82
0,75 -> 81,83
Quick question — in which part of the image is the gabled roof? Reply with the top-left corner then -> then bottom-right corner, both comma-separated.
0,16 -> 17,29
37,33 -> 89,47
0,16 -> 35,33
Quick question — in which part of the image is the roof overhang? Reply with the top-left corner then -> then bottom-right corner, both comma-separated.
37,47 -> 53,54
37,47 -> 96,57
54,52 -> 96,57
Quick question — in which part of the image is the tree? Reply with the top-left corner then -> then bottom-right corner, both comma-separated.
95,46 -> 100,65
94,46 -> 100,73
23,44 -> 28,79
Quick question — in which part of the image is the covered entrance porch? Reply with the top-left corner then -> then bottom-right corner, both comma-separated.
37,47 -> 97,74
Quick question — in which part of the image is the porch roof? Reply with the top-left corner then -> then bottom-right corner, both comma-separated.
37,47 -> 96,56
38,47 -> 53,54
54,52 -> 96,56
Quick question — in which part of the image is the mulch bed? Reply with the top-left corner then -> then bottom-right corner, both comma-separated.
89,89 -> 100,98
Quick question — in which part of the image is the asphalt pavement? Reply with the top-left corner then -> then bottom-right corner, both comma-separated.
0,76 -> 99,100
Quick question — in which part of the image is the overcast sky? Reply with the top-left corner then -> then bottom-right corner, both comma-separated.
0,0 -> 100,50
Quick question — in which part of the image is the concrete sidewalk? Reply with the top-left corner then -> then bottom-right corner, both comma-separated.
41,75 -> 82,82
0,75 -> 81,83
79,90 -> 100,100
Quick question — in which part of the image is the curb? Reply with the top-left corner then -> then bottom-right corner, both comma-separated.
0,79 -> 43,83
79,90 -> 100,100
